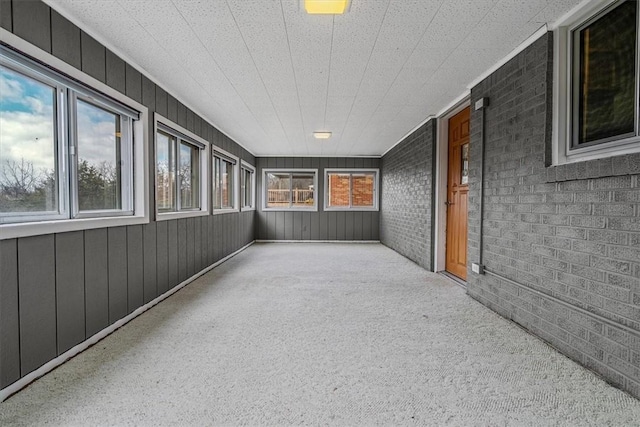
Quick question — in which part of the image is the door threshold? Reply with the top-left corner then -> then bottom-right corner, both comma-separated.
439,271 -> 467,289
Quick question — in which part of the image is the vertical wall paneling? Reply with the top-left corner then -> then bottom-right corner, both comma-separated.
80,31 -> 106,83
55,232 -> 86,354
167,220 -> 179,288
156,221 -> 169,295
126,225 -> 144,313
177,102 -> 187,129
12,0 -> 51,53
353,212 -> 363,240
143,222 -> 157,304
194,216 -> 202,273
107,227 -> 128,323
0,239 -> 20,388
0,0 -> 12,31
0,3 -> 257,391
345,212 -> 355,240
167,94 -> 178,123
84,229 -> 109,337
177,219 -> 187,283
207,215 -> 215,266
105,49 -> 126,94
156,87 -> 168,118
124,63 -> 142,103
336,211 -> 346,240
284,211 -> 293,240
255,157 -> 380,241
141,76 -> 155,108
51,10 -> 81,69
18,235 -> 57,376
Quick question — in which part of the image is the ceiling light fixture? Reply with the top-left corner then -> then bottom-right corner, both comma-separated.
304,0 -> 349,15
313,131 -> 332,139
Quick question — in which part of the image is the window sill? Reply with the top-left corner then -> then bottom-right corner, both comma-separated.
546,152 -> 640,182
262,207 -> 318,212
324,207 -> 379,212
213,208 -> 239,215
156,210 -> 209,221
241,207 -> 256,212
0,214 -> 149,240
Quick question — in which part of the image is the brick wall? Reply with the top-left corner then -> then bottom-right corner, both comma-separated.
380,121 -> 436,270
467,32 -> 640,399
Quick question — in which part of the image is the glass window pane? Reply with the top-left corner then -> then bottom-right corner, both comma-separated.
266,173 -> 290,208
76,99 -> 121,211
352,174 -> 375,207
245,170 -> 253,208
0,65 -> 58,215
213,157 -> 221,209
222,160 -> 233,208
179,142 -> 199,209
291,174 -> 314,207
461,144 -> 469,185
328,173 -> 350,208
575,0 -> 637,146
156,131 -> 175,211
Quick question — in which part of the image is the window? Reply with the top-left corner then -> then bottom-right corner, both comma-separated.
155,116 -> 208,218
554,0 -> 640,164
213,150 -> 238,212
263,169 -> 317,210
0,45 -> 143,228
325,169 -> 379,211
241,162 -> 256,210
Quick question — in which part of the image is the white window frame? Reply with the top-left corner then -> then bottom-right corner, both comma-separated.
324,169 -> 379,211
154,114 -> 209,221
212,148 -> 239,215
0,31 -> 149,240
262,169 -> 318,212
240,161 -> 256,212
552,0 -> 640,165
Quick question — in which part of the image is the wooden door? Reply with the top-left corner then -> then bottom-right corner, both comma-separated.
445,107 -> 470,280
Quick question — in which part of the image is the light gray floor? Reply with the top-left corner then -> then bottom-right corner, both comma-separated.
1,243 -> 639,426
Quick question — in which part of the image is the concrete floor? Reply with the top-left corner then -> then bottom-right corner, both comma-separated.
1,243 -> 639,426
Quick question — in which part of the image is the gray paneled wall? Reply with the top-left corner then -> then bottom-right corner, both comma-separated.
467,33 -> 640,399
0,1 -> 255,390
380,121 -> 436,270
255,157 -> 380,241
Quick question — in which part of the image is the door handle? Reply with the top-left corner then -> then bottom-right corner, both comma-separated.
445,201 -> 454,206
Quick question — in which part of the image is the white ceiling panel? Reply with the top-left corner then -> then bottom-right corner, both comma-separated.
44,0 -> 584,156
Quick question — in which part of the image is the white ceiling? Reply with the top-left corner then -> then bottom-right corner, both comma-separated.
45,0 -> 582,156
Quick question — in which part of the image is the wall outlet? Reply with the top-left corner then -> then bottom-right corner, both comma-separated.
472,263 -> 484,274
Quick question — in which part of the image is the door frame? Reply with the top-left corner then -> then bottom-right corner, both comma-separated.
434,95 -> 470,273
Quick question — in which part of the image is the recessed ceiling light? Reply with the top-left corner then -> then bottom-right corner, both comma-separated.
304,0 -> 349,15
313,131 -> 332,139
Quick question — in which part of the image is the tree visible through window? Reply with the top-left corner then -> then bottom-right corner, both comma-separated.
155,125 -> 202,213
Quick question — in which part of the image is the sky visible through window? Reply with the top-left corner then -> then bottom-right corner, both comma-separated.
1,65 -> 122,213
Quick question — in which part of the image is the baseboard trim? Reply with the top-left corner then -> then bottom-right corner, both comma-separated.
255,240 -> 381,244
0,241 -> 255,403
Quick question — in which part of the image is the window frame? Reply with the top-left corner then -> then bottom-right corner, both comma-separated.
262,168 -> 318,212
212,148 -> 239,215
154,114 -> 209,221
240,161 -> 256,211
0,35 -> 149,240
324,169 -> 379,211
553,0 -> 640,165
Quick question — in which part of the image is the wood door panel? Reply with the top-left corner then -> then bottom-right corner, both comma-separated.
445,107 -> 470,280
